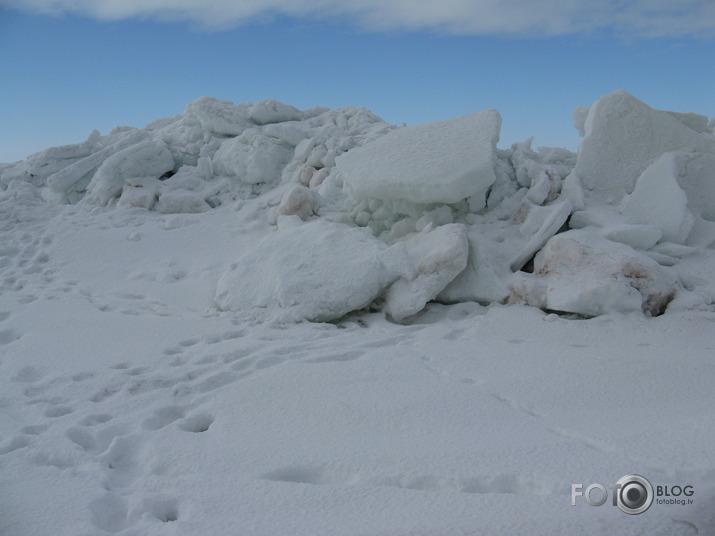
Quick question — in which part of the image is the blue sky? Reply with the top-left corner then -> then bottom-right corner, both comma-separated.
1,1 -> 714,162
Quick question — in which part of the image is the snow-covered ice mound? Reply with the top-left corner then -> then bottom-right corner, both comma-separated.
507,229 -> 678,316
2,89 -> 714,320
215,218 -> 394,322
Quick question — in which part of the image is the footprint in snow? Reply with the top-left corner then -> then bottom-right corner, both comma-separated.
305,350 -> 365,364
101,434 -> 145,490
0,435 -> 33,455
11,365 -> 43,383
88,492 -> 180,533
88,493 -> 129,533
141,406 -> 187,431
21,423 -> 50,435
44,405 -> 74,418
0,328 -> 21,345
90,384 -> 122,403
177,412 -> 214,433
71,371 -> 95,382
79,413 -> 113,427
66,426 -> 98,452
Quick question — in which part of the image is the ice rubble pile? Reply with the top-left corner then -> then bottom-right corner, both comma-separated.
0,98 -> 392,209
2,90 -> 714,321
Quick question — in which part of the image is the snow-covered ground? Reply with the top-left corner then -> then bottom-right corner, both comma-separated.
1,91 -> 714,535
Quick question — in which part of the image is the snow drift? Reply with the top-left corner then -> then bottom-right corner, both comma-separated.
2,90 -> 714,321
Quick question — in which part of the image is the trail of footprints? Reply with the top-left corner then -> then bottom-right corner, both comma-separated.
0,306 -> 616,531
420,351 -> 621,457
3,311 -> 580,530
1,310 -> 575,531
0,205 -> 175,318
261,464 -> 556,497
0,224 -> 58,302
1,320 -> 420,533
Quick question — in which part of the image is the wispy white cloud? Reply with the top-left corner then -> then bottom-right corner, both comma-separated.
2,0 -> 714,37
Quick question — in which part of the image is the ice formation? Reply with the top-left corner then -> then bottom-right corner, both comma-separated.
381,223 -> 469,322
573,89 -> 715,202
2,90 -> 714,321
506,230 -> 678,317
336,109 -> 501,206
214,218 -> 394,323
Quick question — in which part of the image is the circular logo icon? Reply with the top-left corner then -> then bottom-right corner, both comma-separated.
616,474 -> 654,515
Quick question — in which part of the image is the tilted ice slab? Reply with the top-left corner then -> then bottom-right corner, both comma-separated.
84,140 -> 175,206
679,152 -> 715,222
573,89 -> 715,203
381,224 -> 469,322
336,109 -> 502,206
620,152 -> 695,244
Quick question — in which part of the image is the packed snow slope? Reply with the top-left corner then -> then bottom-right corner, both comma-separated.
1,91 -> 714,535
